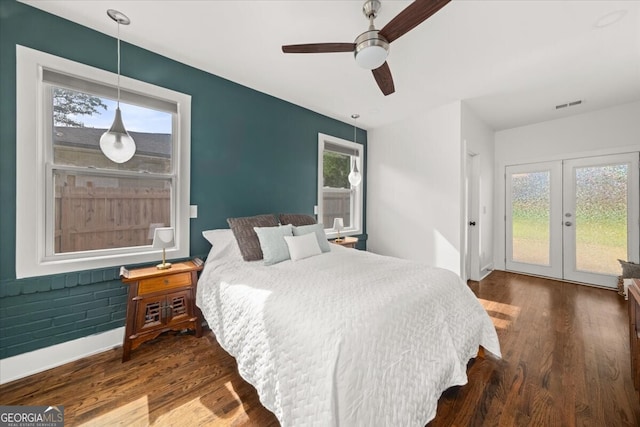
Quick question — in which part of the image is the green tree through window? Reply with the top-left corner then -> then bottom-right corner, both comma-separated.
323,152 -> 350,188
53,88 -> 107,127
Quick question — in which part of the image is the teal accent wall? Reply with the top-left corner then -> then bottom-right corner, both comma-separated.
0,0 -> 367,359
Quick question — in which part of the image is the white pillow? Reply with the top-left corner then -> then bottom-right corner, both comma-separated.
201,229 -> 242,261
284,232 -> 322,261
254,224 -> 293,265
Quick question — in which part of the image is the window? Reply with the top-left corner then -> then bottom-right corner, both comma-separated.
317,133 -> 364,238
16,46 -> 191,278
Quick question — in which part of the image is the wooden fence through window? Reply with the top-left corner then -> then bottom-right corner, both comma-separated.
55,183 -> 170,254
322,189 -> 352,228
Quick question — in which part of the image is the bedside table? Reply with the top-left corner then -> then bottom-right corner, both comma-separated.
120,258 -> 204,362
331,236 -> 358,249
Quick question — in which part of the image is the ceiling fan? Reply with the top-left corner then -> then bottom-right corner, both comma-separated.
282,0 -> 451,96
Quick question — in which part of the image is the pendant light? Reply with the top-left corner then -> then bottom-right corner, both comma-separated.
348,114 -> 362,187
100,9 -> 136,164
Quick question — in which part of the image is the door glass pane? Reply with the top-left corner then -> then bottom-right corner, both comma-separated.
511,171 -> 551,265
574,164 -> 628,275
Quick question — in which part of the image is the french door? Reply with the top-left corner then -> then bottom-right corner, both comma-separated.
506,153 -> 639,288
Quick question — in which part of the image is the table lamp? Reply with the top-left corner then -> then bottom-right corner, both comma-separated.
152,227 -> 174,270
333,218 -> 344,243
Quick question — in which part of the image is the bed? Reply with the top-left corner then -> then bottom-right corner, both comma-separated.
196,228 -> 501,426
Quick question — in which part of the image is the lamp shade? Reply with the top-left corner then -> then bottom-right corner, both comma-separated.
355,45 -> 388,70
333,218 -> 344,232
100,107 -> 136,163
152,227 -> 175,249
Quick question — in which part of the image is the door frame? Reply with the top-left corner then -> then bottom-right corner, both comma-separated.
465,152 -> 481,281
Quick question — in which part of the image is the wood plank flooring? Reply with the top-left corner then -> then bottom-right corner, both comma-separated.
1,271 -> 639,426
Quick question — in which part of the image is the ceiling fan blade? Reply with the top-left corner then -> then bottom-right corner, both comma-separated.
379,0 -> 451,43
282,43 -> 355,54
372,62 -> 395,96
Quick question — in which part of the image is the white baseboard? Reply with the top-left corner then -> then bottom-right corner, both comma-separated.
0,327 -> 124,385
479,263 -> 494,280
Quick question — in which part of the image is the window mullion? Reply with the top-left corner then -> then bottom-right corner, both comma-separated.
49,163 -> 171,179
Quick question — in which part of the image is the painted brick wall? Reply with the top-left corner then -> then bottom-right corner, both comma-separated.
0,268 -> 127,359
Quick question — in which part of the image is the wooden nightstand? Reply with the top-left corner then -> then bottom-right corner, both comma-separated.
629,279 -> 640,397
331,236 -> 358,249
120,258 -> 204,362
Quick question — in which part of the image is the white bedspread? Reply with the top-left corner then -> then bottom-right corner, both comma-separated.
196,234 -> 500,427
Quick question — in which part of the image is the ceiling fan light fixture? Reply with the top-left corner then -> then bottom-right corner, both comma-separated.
354,30 -> 389,70
282,0 -> 450,94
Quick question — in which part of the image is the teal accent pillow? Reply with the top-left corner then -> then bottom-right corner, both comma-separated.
293,223 -> 331,253
254,224 -> 294,265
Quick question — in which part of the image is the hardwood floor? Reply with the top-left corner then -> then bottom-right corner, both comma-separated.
1,271 -> 639,426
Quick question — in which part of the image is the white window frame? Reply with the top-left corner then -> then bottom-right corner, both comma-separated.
15,45 -> 191,278
317,133 -> 364,238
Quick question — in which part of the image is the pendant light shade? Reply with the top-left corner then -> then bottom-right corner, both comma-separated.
101,9 -> 135,164
100,107 -> 136,163
348,159 -> 362,186
348,113 -> 362,187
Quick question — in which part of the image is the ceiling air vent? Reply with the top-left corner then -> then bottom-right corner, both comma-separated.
555,100 -> 583,110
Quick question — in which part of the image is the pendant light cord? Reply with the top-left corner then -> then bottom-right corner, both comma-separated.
116,19 -> 121,108
351,113 -> 359,144
352,114 -> 359,173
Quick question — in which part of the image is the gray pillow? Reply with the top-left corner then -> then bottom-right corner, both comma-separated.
254,224 -> 294,265
619,259 -> 640,278
227,214 -> 278,261
293,223 -> 331,253
279,213 -> 316,226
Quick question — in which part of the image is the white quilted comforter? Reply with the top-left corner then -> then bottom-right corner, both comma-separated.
196,231 -> 501,427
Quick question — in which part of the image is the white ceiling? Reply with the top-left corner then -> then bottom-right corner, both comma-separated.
21,0 -> 640,131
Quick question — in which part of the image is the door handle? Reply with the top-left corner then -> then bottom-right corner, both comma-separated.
469,221 -> 476,226
565,221 -> 572,226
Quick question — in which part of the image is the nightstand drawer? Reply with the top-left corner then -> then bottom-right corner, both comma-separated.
138,272 -> 191,295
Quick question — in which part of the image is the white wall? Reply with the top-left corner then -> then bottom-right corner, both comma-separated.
461,103 -> 496,279
494,101 -> 640,270
367,101 -> 463,275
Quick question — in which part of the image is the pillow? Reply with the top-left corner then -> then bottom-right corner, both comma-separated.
284,233 -> 322,261
279,213 -> 316,227
293,223 -> 331,253
254,224 -> 293,265
203,228 -> 232,246
227,214 -> 279,261
619,259 -> 640,278
201,229 -> 242,261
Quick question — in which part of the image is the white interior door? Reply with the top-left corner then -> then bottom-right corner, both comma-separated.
506,153 -> 639,288
466,153 -> 480,281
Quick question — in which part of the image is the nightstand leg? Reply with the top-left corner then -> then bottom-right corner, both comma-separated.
194,306 -> 203,338
122,340 -> 131,362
